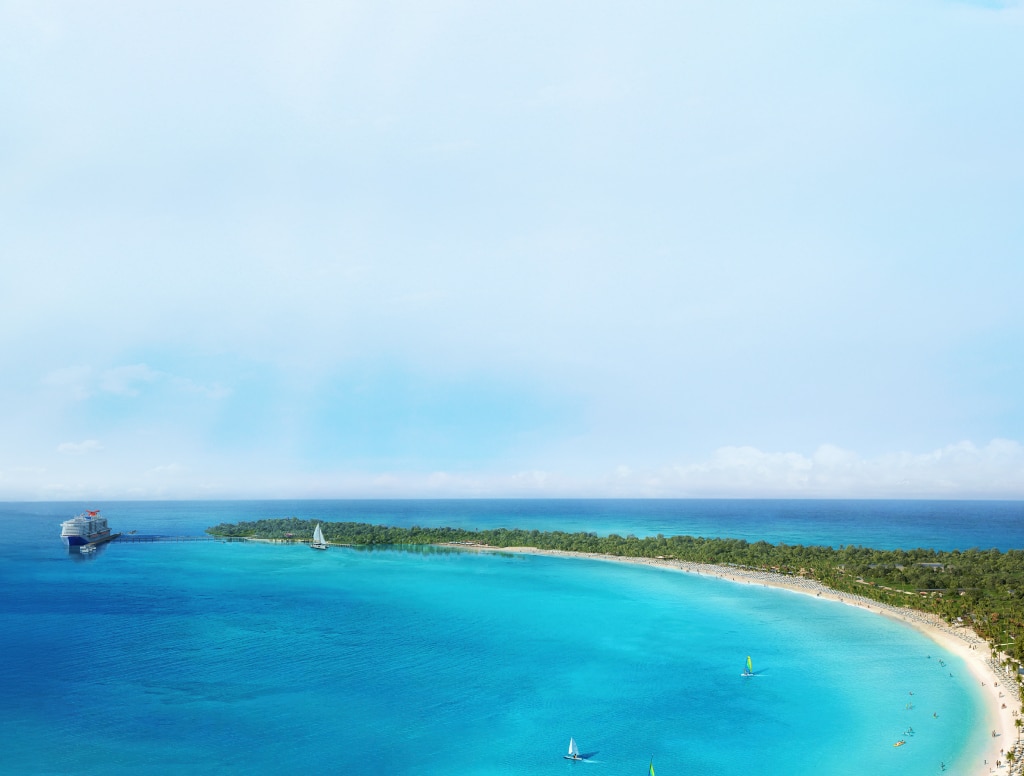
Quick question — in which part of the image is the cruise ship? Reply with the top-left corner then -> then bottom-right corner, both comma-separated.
60,510 -> 113,547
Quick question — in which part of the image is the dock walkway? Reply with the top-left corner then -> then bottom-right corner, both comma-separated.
114,535 -> 223,543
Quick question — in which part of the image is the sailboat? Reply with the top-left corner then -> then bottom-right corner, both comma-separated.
563,737 -> 583,761
741,655 -> 754,677
310,523 -> 329,550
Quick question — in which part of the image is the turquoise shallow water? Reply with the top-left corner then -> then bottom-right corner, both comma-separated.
0,501 -> 1003,774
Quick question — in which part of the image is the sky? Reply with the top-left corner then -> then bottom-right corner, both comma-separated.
1,0 -> 1023,500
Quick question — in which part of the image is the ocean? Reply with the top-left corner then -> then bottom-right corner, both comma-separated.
2,499 -> 1020,774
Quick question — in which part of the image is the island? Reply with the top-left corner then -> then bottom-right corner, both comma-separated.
208,517 -> 1024,773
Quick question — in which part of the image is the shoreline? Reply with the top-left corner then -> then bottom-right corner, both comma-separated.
446,542 -> 1022,775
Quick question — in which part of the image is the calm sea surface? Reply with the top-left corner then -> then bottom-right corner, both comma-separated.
2,499 -> 1020,774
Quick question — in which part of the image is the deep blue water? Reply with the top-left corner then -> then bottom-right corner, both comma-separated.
1,500 -> 1016,774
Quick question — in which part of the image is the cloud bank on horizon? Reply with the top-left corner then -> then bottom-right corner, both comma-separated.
2,1 -> 1022,500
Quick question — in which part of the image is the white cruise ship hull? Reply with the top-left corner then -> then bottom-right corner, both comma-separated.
62,529 -> 112,547
61,511 -> 114,548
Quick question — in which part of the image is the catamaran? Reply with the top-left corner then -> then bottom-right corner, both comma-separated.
310,523 -> 329,550
742,655 -> 754,677
563,737 -> 583,761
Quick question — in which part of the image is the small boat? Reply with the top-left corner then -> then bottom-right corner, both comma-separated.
80,545 -> 96,554
893,740 -> 906,747
310,523 -> 329,550
741,655 -> 754,677
563,737 -> 583,761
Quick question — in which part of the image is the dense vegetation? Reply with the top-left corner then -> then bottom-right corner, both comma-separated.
208,518 -> 1024,668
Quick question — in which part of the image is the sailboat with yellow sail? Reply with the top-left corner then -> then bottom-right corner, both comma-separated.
741,655 -> 754,677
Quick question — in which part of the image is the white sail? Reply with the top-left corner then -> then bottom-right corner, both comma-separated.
568,738 -> 579,757
311,524 -> 328,548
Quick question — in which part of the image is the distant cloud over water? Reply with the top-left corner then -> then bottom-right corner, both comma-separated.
3,439 -> 1019,501
657,440 -> 1024,499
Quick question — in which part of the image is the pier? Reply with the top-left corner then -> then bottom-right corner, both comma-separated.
113,534 -> 224,543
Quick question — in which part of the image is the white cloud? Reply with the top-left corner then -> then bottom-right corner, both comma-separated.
170,377 -> 232,400
211,440 -> 1024,498
39,363 -> 230,401
145,463 -> 184,477
511,470 -> 553,490
656,440 -> 1024,498
57,439 -> 103,455
3,438 -> 1024,500
41,366 -> 94,400
99,364 -> 161,397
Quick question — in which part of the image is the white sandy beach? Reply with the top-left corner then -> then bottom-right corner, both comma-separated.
448,543 -> 1023,775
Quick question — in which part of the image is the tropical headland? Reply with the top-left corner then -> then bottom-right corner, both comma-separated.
208,518 -> 1024,774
